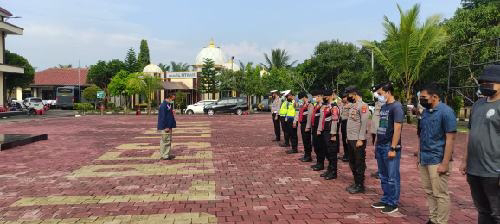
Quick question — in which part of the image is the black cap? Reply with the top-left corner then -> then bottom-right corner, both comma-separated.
479,65 -> 500,83
298,92 -> 307,99
310,89 -> 323,96
323,89 -> 333,96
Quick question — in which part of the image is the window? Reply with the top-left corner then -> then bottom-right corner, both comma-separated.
218,100 -> 229,104
228,99 -> 237,104
30,98 -> 43,103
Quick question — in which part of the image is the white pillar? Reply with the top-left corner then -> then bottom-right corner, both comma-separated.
0,72 -> 4,107
16,87 -> 23,100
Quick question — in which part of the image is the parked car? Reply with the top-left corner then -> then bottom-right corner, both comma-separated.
185,100 -> 216,115
22,97 -> 45,115
253,97 -> 272,112
204,97 -> 248,115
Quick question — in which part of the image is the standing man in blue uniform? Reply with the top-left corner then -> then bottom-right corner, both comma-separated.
157,93 -> 177,160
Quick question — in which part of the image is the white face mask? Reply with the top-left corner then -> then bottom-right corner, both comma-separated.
378,95 -> 387,104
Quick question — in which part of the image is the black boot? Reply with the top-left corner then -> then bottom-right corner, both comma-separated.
348,184 -> 365,194
310,163 -> 319,169
286,149 -> 298,154
312,164 -> 324,171
299,155 -> 312,162
346,183 -> 356,192
341,155 -> 349,162
325,171 -> 337,180
320,169 -> 331,177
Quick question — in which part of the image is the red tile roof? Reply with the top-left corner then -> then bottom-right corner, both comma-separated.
33,68 -> 89,86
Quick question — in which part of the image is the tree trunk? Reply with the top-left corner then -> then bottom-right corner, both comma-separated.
405,85 -> 413,124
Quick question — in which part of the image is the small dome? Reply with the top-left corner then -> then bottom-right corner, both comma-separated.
195,39 -> 226,66
143,64 -> 163,74
224,59 -> 240,71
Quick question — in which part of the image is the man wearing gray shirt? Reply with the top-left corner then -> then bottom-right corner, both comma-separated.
271,90 -> 282,142
460,65 -> 500,224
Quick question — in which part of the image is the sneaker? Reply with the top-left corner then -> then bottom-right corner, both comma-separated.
161,155 -> 176,160
381,205 -> 398,214
371,202 -> 387,209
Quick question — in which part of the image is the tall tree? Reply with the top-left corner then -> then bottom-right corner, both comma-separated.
137,39 -> 151,70
124,48 -> 139,73
361,4 -> 448,106
87,60 -> 109,89
4,51 -> 35,100
199,59 -> 218,99
262,48 -> 297,70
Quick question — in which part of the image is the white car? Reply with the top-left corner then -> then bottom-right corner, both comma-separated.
185,100 -> 216,115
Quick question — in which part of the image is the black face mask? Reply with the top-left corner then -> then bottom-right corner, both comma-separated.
347,96 -> 356,103
420,98 -> 432,109
479,83 -> 497,97
323,97 -> 329,102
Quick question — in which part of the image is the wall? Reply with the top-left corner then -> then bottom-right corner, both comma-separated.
170,78 -> 194,89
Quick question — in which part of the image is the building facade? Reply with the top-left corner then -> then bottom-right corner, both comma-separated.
0,7 -> 24,107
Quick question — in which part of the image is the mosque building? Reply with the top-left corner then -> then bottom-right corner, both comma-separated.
132,39 -> 240,110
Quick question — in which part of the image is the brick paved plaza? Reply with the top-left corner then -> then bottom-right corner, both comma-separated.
0,114 -> 477,223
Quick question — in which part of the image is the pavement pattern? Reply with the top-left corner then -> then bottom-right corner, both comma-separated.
0,114 -> 477,223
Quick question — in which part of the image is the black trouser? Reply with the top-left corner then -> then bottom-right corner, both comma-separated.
272,113 -> 281,141
322,127 -> 338,173
312,126 -> 324,165
285,118 -> 298,150
467,174 -> 500,224
348,140 -> 366,186
341,119 -> 349,159
280,116 -> 289,145
300,122 -> 312,157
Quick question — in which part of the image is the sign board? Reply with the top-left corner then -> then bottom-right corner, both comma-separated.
166,72 -> 197,79
96,91 -> 105,99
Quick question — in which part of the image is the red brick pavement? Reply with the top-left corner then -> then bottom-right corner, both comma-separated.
0,114 -> 477,223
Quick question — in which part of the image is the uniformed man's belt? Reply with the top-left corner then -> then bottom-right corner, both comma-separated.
325,117 -> 332,122
315,113 -> 321,116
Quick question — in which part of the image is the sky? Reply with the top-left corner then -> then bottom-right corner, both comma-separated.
2,0 -> 462,71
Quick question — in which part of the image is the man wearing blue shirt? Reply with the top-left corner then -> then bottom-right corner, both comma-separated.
157,93 -> 177,160
370,83 -> 404,214
418,84 -> 457,224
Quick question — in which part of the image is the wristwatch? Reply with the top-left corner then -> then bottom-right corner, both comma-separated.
390,146 -> 401,152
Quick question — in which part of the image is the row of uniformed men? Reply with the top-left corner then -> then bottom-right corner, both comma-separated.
270,87 -> 369,194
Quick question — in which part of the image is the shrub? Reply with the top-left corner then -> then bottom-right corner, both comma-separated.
107,102 -> 115,109
450,95 -> 464,116
74,103 -> 93,113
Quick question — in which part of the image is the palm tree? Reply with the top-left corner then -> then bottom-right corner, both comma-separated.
170,61 -> 190,72
361,3 -> 447,106
158,63 -> 170,73
261,48 -> 297,70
